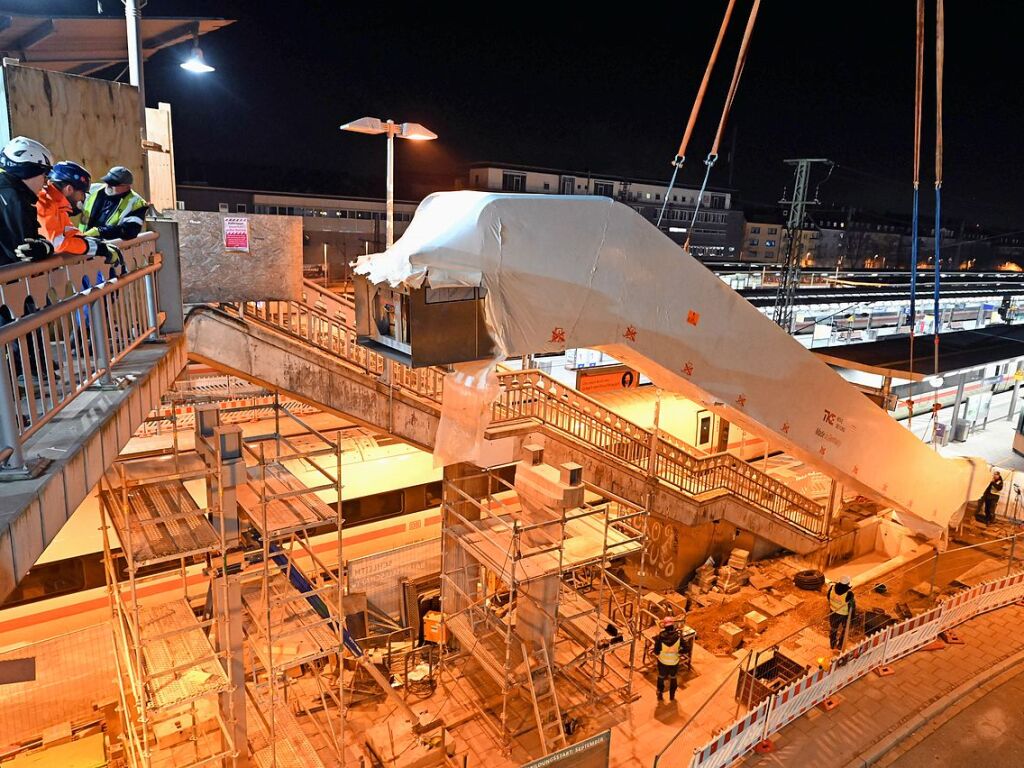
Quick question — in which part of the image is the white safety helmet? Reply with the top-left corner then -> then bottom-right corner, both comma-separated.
1,136 -> 53,178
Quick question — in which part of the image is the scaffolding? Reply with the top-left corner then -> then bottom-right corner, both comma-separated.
235,414 -> 345,768
99,392 -> 347,768
99,445 -> 236,768
440,458 -> 648,757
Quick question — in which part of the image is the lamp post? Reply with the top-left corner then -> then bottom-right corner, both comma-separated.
339,118 -> 437,249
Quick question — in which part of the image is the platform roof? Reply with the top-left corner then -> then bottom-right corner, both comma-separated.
0,13 -> 234,76
812,324 -> 1024,381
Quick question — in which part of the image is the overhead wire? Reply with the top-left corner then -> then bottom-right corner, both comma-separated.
932,0 -> 945,448
909,0 -> 925,429
656,0 -> 737,228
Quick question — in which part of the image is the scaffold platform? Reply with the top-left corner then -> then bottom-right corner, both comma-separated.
246,687 -> 326,768
237,463 -> 337,538
136,599 -> 230,711
241,569 -> 338,671
99,481 -> 219,566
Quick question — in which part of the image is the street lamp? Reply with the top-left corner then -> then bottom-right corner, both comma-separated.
339,117 -> 437,249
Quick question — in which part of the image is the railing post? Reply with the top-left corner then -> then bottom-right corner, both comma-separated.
143,272 -> 159,340
90,294 -> 114,387
0,360 -> 26,470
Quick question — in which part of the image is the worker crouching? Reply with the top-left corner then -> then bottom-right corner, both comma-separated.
654,616 -> 681,703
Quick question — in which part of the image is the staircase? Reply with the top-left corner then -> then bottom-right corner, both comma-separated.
185,280 -> 829,550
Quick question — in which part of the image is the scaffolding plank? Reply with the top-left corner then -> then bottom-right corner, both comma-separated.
137,600 -> 229,711
100,481 -> 219,566
237,463 -> 336,538
240,570 -> 339,670
246,688 -> 326,768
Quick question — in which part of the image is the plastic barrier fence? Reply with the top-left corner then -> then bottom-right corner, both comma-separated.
882,605 -> 944,663
685,569 -> 1024,768
689,697 -> 771,768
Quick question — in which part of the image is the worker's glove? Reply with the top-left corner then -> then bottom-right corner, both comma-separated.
14,238 -> 55,262
81,226 -> 100,238
94,240 -> 124,268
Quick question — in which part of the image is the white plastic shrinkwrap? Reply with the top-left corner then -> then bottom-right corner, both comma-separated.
355,191 -> 989,534
432,359 -> 500,468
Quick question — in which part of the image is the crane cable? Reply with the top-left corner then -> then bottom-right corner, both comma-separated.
656,0 -> 737,228
684,0 -> 761,254
931,0 -> 945,449
908,0 -> 925,429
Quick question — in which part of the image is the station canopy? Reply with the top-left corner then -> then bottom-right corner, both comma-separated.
0,12 -> 234,76
812,324 -> 1024,381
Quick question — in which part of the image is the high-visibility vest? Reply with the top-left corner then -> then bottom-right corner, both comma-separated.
828,586 -> 851,616
80,183 -> 147,231
658,636 -> 681,666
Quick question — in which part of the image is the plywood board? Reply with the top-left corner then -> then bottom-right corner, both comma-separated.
166,210 -> 302,302
145,102 -> 176,213
1,63 -> 147,199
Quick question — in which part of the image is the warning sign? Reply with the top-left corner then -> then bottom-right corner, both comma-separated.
223,217 -> 250,252
576,365 -> 640,394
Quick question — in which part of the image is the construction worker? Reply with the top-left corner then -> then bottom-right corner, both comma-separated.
653,615 -> 682,703
980,470 -> 1004,524
0,136 -> 53,266
38,161 -> 121,263
79,166 -> 148,241
827,575 -> 855,651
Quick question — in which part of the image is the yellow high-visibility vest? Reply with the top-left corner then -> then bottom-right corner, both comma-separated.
658,637 -> 681,666
80,183 -> 147,232
828,586 -> 850,616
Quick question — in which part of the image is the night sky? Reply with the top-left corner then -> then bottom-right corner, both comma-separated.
7,1 -> 1024,227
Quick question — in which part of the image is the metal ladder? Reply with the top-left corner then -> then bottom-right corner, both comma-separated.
522,641 -> 567,755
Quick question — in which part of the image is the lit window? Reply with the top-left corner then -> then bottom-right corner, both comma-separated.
751,226 -> 761,234
749,238 -> 759,246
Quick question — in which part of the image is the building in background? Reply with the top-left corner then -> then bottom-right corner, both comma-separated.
177,185 -> 418,284
463,162 -> 745,261
740,207 -> 786,262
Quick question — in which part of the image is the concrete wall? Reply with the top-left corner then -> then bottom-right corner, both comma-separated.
168,210 -> 303,303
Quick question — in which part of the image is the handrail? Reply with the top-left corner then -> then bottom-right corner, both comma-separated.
1,235 -> 162,473
0,231 -> 159,286
235,292 -> 826,538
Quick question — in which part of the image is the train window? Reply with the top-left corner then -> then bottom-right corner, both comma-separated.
425,481 -> 443,507
2,558 -> 86,608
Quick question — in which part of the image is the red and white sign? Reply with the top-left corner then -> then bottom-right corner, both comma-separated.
223,216 -> 250,252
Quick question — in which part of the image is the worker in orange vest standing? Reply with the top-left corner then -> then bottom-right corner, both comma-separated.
35,161 -> 121,264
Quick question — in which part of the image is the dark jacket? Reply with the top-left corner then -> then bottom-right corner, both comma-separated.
81,186 -> 148,241
653,627 -> 681,659
0,170 -> 40,266
985,475 -> 1004,500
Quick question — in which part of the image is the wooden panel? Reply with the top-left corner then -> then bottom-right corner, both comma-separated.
145,102 -> 175,212
1,63 -> 147,199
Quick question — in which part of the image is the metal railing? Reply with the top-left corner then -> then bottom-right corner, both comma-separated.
0,233 -> 162,473
235,280 -> 825,538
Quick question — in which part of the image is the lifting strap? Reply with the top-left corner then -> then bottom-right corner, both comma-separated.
908,0 -> 925,427
656,0 -> 737,227
932,0 -> 945,446
684,0 -> 761,254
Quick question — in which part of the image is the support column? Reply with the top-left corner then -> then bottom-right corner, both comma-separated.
1009,361 -> 1023,421
949,374 -> 966,439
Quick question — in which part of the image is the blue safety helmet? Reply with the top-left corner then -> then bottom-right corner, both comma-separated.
48,161 -> 91,194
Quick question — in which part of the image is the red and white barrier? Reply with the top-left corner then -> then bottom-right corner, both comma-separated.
688,697 -> 772,768
762,667 -> 831,736
687,570 -> 1024,768
827,628 -> 889,693
883,605 -> 943,663
974,571 -> 1024,613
